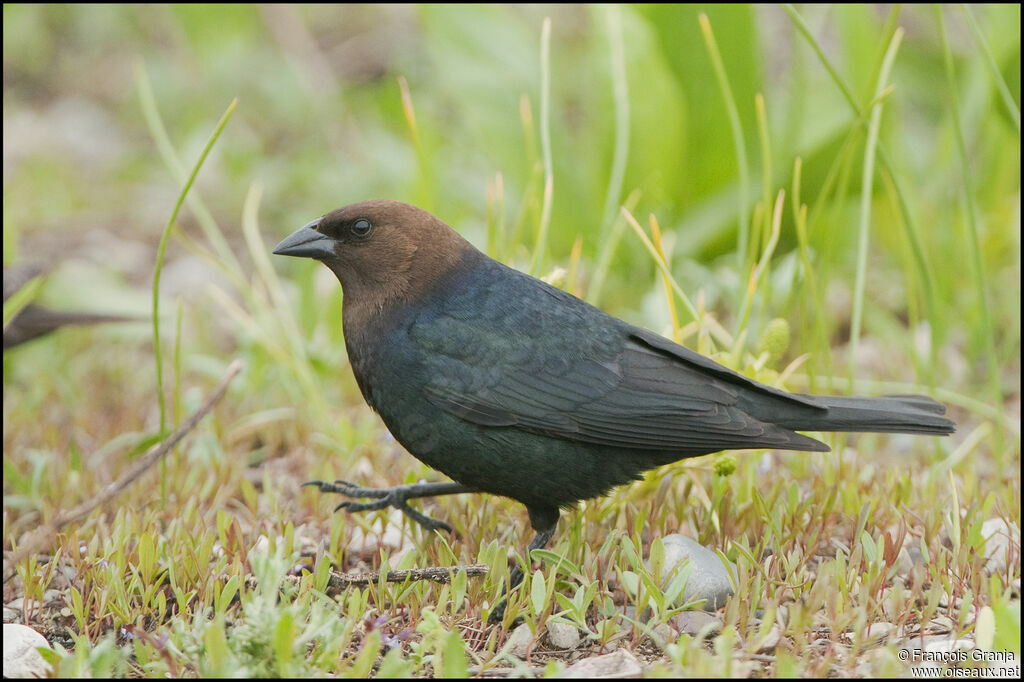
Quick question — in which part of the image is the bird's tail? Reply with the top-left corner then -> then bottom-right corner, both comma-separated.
785,394 -> 955,435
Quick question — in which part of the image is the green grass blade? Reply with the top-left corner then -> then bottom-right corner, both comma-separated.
785,5 -> 938,391
529,17 -> 554,278
2,274 -> 44,330
736,190 -> 785,340
240,181 -> 329,420
848,29 -> 902,390
135,63 -> 246,287
598,5 -> 630,242
962,5 -> 1021,133
622,208 -> 700,325
399,76 -> 435,212
782,5 -> 859,108
936,6 -> 1004,438
588,189 -> 641,306
150,96 -> 238,432
698,13 -> 751,274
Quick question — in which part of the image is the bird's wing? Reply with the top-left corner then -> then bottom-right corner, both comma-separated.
412,279 -> 827,453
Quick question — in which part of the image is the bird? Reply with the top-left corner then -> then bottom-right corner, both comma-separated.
3,264 -> 141,350
273,199 -> 955,622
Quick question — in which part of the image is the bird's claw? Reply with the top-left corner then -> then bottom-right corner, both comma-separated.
304,479 -> 456,535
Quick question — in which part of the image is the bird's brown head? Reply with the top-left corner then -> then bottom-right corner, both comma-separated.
273,200 -> 477,327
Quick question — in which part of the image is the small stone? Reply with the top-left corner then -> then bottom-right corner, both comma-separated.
853,648 -> 894,677
928,615 -> 954,633
248,535 -> 271,557
882,582 -> 905,618
897,622 -> 920,640
863,622 -> 897,644
906,544 -> 927,565
671,610 -> 723,637
506,622 -> 533,659
895,547 -> 914,578
980,518 -> 1019,575
652,534 -> 735,611
923,637 -> 975,655
563,649 -> 643,679
344,509 -> 413,562
545,621 -> 580,649
755,623 -> 783,653
3,623 -> 53,678
651,622 -> 678,645
5,600 -> 41,616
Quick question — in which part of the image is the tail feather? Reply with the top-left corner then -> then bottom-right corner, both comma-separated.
784,394 -> 956,436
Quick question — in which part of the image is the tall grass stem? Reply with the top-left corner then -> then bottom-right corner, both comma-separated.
937,6 -> 1004,443
698,13 -> 751,275
530,17 -> 554,277
149,94 -> 237,433
848,29 -> 902,390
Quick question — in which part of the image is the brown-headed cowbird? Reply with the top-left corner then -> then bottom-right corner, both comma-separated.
274,200 -> 954,621
3,264 -> 141,350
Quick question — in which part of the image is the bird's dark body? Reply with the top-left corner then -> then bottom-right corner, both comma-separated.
337,238 -> 950,523
343,250 -> 654,524
273,199 -> 954,622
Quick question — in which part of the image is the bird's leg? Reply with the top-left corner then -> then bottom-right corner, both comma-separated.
304,479 -> 478,534
487,524 -> 557,625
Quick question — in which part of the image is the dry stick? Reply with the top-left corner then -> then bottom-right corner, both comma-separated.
470,666 -> 549,678
3,360 -> 245,584
324,563 -> 488,589
246,564 -> 490,597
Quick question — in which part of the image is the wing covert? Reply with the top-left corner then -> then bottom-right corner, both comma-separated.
415,308 -> 824,452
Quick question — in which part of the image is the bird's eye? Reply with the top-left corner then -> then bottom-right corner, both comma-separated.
351,218 -> 372,238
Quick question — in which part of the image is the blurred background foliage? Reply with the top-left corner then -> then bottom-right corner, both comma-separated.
3,2 -> 1019,480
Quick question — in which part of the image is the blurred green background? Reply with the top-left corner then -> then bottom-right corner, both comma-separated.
4,4 -> 1019,433
1,4 -> 1019,674
4,1 -> 1021,504
4,5 -> 1018,325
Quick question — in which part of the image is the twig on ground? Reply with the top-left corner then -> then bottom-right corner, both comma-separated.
245,563 -> 490,596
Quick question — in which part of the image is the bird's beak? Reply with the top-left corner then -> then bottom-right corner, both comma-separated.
273,219 -> 336,259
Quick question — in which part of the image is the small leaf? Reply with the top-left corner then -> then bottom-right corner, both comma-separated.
273,611 -> 295,674
349,630 -> 381,678
992,601 -> 1021,654
69,587 -> 85,631
531,569 -> 546,616
314,557 -> 331,592
377,646 -> 416,677
451,568 -> 467,617
440,628 -> 469,678
620,570 -> 640,597
2,274 -> 44,329
203,617 -> 229,676
649,537 -> 665,582
975,605 -> 995,650
137,533 -> 155,584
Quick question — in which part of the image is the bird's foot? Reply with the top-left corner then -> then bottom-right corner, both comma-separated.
304,479 -> 458,534
487,524 -> 556,626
